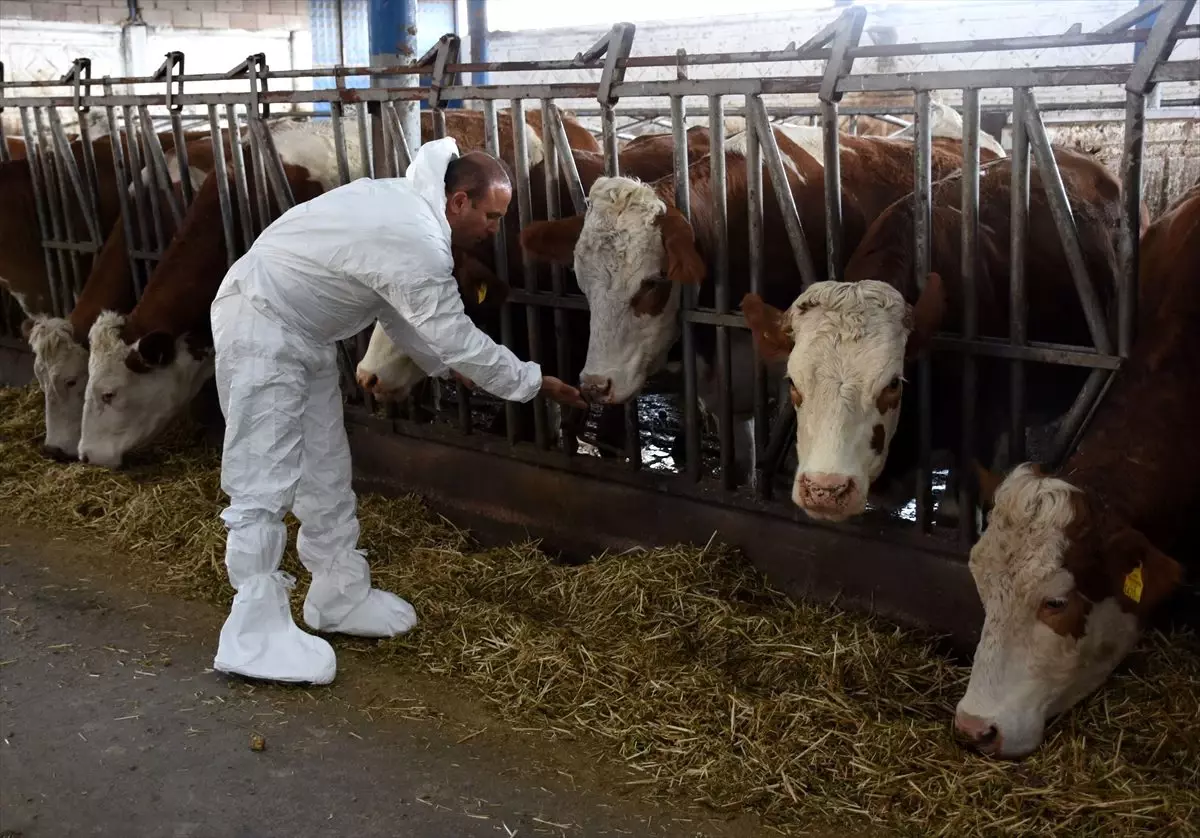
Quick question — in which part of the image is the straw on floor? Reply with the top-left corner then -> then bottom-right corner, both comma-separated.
1,384 -> 1196,837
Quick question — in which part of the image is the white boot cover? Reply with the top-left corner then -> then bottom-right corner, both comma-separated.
301,547 -> 418,639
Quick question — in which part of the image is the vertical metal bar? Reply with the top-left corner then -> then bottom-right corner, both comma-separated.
48,108 -> 102,246
248,115 -> 272,230
1049,367 -> 1111,467
511,97 -> 548,450
541,97 -> 576,455
122,103 -> 155,272
673,94 -> 699,482
224,105 -> 256,247
33,107 -> 79,313
136,107 -> 177,244
1118,91 -> 1145,359
75,115 -> 103,268
382,101 -> 413,173
0,116 -> 10,163
484,99 -> 520,447
207,105 -> 238,269
545,103 -> 586,213
709,94 -> 735,490
103,83 -> 142,299
601,104 -> 620,177
370,103 -> 392,180
355,101 -> 373,179
247,119 -> 295,213
745,95 -> 769,498
330,101 -> 352,185
959,87 -> 981,546
170,110 -> 195,207
1008,88 -> 1030,466
17,107 -> 63,317
913,90 -> 934,533
820,98 -> 843,282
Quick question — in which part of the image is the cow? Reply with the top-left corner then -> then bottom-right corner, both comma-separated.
742,144 -> 1137,522
519,122 -> 972,482
951,180 -> 1200,759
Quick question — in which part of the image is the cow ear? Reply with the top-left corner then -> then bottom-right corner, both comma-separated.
1104,526 -> 1184,619
21,318 -> 36,340
453,248 -> 510,308
521,216 -> 585,265
658,205 -> 705,285
972,460 -> 1004,510
136,331 -> 177,368
904,272 -> 947,360
741,293 -> 794,363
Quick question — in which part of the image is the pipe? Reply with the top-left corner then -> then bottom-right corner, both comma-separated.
959,87 -> 980,546
913,90 -> 933,533
672,95 -> 700,483
468,0 -> 489,87
1008,88 -> 1030,466
744,94 -> 769,498
369,0 -> 420,154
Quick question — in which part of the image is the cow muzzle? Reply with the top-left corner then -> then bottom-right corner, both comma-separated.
580,375 -> 614,405
953,711 -> 1002,755
793,472 -> 864,521
41,444 -> 75,463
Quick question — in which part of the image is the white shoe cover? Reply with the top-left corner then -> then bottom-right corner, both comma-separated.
304,586 -> 418,638
214,571 -> 338,685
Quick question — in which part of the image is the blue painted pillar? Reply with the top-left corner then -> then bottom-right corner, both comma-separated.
369,0 -> 421,152
467,0 -> 488,86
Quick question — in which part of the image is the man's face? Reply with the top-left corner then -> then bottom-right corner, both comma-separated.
446,183 -> 512,247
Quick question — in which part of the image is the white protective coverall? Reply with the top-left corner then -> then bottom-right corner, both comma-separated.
209,137 -> 542,685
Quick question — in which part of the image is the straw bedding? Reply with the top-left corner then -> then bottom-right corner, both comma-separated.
1,384 -> 1197,837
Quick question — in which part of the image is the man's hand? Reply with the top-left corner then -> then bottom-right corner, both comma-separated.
540,376 -> 587,410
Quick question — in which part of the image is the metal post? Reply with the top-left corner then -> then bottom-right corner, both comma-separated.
959,87 -> 980,545
103,80 -> 142,298
17,107 -> 63,317
355,101 -> 374,179
121,103 -> 157,274
820,99 -> 843,281
913,90 -> 934,533
484,99 -> 520,447
207,105 -> 238,270
1117,91 -> 1145,359
510,98 -> 548,450
170,111 -> 194,207
545,103 -> 586,213
745,94 -> 769,498
224,105 -> 256,247
672,94 -> 700,483
1008,87 -> 1030,466
601,104 -> 620,177
369,0 -> 421,160
708,94 -> 735,490
137,105 -> 182,233
541,97 -> 576,454
32,107 -> 79,312
330,101 -> 352,186
467,0 -> 489,86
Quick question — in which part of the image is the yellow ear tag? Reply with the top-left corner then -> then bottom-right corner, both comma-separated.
476,284 -> 487,305
1123,565 -> 1144,603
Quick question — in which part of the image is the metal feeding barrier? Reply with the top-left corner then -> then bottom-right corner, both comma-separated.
0,0 -> 1196,641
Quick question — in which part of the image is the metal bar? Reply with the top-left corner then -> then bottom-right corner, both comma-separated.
545,102 -> 586,214
600,104 -> 620,177
103,81 -> 143,298
1098,0 -> 1168,34
1126,0 -> 1196,93
1009,87 -> 1030,466
818,7 -> 867,102
47,107 -> 102,246
247,117 -> 295,213
137,105 -> 184,229
1021,89 -> 1113,356
913,90 -> 934,533
0,116 -> 10,164
708,94 -> 735,490
122,103 -> 156,287
356,101 -> 374,179
247,113 -> 272,231
75,115 -> 103,266
959,87 -> 980,546
929,336 -> 1121,369
17,107 -> 63,317
672,94 -> 700,483
820,99 -> 843,282
541,97 -> 576,455
746,96 -> 819,288
1049,367 -> 1113,468
511,97 -> 548,451
33,107 -> 79,313
207,105 -> 238,270
744,97 -> 769,498
382,101 -> 413,173
170,110 -> 195,207
224,105 -> 256,246
484,99 -> 520,447
134,109 -> 170,258
330,101 -> 352,185
1118,91 -> 1145,359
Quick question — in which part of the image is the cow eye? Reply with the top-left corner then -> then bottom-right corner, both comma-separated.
886,376 -> 902,391
1042,596 -> 1068,612
65,379 -> 77,388
101,391 -> 115,405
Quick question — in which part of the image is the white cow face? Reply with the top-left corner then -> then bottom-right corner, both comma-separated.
78,311 -> 214,468
355,322 -> 426,401
742,277 -> 945,521
955,464 -> 1183,758
24,315 -> 89,461
521,177 -> 705,405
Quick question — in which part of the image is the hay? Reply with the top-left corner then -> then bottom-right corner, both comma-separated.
2,383 -> 1197,837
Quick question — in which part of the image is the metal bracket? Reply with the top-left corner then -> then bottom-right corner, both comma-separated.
577,23 -> 637,106
819,7 -> 867,103
153,51 -> 185,113
1096,0 -> 1168,34
424,34 -> 461,111
1123,0 -> 1195,94
227,53 -> 270,118
61,58 -> 93,114
675,48 -> 688,81
788,14 -> 843,56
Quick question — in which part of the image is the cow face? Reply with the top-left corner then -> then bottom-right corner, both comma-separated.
78,311 -> 214,468
24,316 -> 89,461
356,322 -> 426,401
955,464 -> 1183,758
742,277 -> 945,521
521,177 -> 705,404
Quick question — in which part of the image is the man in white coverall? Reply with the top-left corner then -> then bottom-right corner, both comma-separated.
208,137 -> 585,685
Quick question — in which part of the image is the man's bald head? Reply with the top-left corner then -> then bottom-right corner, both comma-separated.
445,150 -> 511,201
443,150 -> 513,248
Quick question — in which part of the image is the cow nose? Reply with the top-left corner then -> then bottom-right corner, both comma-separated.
358,373 -> 378,391
580,375 -> 613,404
798,473 -> 856,503
79,452 -> 89,465
41,444 -> 73,463
954,712 -> 1000,751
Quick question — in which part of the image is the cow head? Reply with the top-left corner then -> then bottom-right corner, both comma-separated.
23,315 -> 89,461
77,311 -> 214,468
521,177 -> 705,404
742,276 -> 945,521
955,464 -> 1183,758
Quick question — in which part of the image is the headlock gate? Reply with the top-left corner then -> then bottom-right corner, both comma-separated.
1,0 -> 1197,644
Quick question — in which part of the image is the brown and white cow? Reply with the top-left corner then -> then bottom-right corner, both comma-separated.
952,181 -> 1199,759
742,145 -> 1134,521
